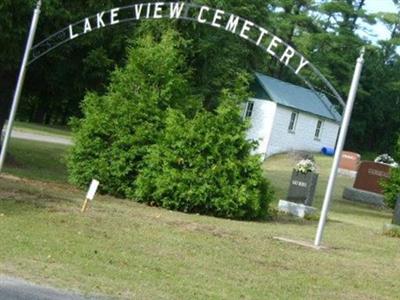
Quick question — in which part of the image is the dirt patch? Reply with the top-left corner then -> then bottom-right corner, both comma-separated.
166,219 -> 238,239
0,175 -> 82,213
0,173 -> 80,195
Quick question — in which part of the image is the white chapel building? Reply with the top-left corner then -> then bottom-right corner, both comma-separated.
245,72 -> 342,159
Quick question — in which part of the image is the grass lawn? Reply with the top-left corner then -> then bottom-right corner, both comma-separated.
0,143 -> 399,299
3,139 -> 68,183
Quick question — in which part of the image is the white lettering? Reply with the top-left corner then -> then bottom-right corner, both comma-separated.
368,169 -> 390,178
68,5 -> 312,78
134,4 -> 143,20
154,2 -> 164,19
343,154 -> 356,160
280,46 -> 296,66
83,18 -> 92,34
110,8 -> 120,25
69,24 -> 79,40
212,9 -> 224,28
225,14 -> 240,33
97,11 -> 106,28
267,36 -> 282,57
146,3 -> 151,18
170,2 -> 185,18
295,56 -> 309,74
240,20 -> 254,40
256,27 -> 269,45
198,6 -> 210,23
292,180 -> 307,188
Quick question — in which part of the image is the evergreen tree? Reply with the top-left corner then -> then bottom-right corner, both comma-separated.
67,29 -> 199,197
135,76 -> 274,220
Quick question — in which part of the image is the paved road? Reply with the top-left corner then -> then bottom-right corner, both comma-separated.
0,276 -> 99,300
7,130 -> 73,145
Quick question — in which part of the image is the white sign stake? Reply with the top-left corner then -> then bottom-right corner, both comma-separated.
81,179 -> 100,213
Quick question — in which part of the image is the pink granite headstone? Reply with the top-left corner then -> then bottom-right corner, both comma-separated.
353,161 -> 391,194
339,151 -> 361,172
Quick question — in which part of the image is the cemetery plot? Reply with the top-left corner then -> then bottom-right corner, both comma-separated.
338,151 -> 360,177
353,161 -> 390,194
383,196 -> 400,237
287,171 -> 319,207
343,161 -> 392,206
278,160 -> 319,218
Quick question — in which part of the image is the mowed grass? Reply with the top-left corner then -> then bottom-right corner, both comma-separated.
0,143 -> 399,299
3,138 -> 68,183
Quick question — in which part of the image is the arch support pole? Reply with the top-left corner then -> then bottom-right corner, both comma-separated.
314,48 -> 365,247
0,1 -> 42,172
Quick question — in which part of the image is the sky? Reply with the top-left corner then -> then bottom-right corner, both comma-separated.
361,0 -> 398,41
365,0 -> 397,14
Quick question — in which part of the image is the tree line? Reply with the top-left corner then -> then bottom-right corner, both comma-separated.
1,0 -> 399,154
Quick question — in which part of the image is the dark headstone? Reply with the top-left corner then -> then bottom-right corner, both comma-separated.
353,161 -> 391,194
339,151 -> 360,172
393,195 -> 400,226
287,170 -> 318,206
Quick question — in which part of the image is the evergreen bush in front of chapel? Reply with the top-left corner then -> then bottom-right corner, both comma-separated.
68,29 -> 274,220
134,86 -> 274,220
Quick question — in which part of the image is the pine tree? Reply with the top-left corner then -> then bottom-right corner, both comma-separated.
67,29 -> 199,197
134,76 -> 274,220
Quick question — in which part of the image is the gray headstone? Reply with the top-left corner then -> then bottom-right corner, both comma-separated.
287,170 -> 318,206
342,187 -> 385,207
393,195 -> 400,225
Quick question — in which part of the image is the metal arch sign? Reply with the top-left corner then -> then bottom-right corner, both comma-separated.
29,1 -> 345,107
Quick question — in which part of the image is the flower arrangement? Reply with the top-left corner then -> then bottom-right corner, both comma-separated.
294,159 -> 316,174
374,154 -> 398,168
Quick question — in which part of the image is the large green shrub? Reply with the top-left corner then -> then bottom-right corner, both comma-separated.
134,84 -> 274,220
382,137 -> 400,209
68,29 -> 274,220
382,168 -> 400,209
67,30 -> 199,196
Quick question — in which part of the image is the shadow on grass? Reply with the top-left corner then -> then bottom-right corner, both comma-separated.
332,199 -> 392,220
4,139 -> 69,183
0,195 -> 76,214
268,211 -> 344,226
0,179 -> 77,216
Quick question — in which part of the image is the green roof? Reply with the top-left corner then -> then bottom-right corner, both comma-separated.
254,72 -> 342,122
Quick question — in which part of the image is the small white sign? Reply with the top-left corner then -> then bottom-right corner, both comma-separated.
86,179 -> 100,201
